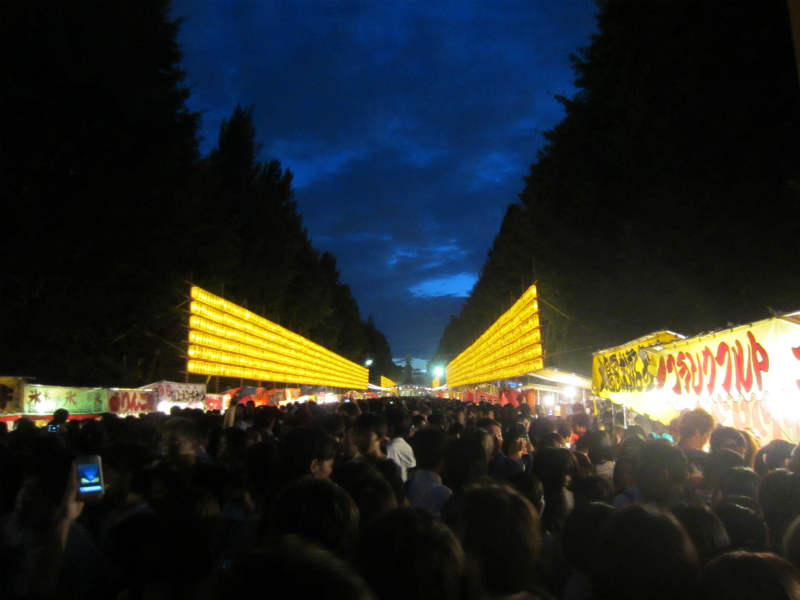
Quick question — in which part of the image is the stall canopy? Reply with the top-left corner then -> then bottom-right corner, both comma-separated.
592,312 -> 800,444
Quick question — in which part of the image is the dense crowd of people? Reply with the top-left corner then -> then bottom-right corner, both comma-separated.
1,396 -> 799,600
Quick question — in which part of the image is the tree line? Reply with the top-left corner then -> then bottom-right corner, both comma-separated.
434,0 -> 800,374
0,0 -> 400,388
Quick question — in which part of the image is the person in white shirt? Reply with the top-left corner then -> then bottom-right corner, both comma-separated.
385,408 -> 416,481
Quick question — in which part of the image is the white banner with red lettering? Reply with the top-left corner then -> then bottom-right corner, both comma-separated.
635,315 -> 800,443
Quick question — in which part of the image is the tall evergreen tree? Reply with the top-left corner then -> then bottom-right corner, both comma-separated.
436,0 -> 800,373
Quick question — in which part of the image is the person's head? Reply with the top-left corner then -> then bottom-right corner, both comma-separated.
591,504 -> 699,600
585,430 -> 614,465
700,551 -> 800,600
710,427 -> 747,457
571,412 -> 591,437
504,423 -> 529,456
506,470 -> 545,517
714,466 -> 760,502
52,408 -> 69,424
635,438 -> 687,505
759,470 -> 800,552
359,508 -> 464,600
409,427 -> 448,473
713,496 -> 769,551
447,484 -> 541,598
532,447 -> 581,534
214,536 -> 375,600
266,477 -> 359,560
784,514 -> 800,573
330,461 -> 397,528
476,418 -> 503,458
161,417 -> 200,465
671,501 -> 730,567
561,502 -> 614,573
352,413 -> 387,456
280,426 -> 336,481
755,440 -> 796,476
384,408 -> 411,440
441,435 -> 488,493
538,431 -> 567,450
678,408 -> 715,450
571,474 -> 611,505
703,449 -> 746,492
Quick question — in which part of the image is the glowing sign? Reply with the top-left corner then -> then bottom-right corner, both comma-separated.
380,376 -> 396,389
446,285 -> 543,387
593,314 -> 800,444
187,286 -> 368,389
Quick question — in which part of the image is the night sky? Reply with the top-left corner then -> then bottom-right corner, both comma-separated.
170,0 -> 599,368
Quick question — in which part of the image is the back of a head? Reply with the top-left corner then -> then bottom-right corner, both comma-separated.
759,470 -> 800,552
585,430 -> 614,465
359,508 -> 464,600
709,426 -> 747,455
442,434 -> 488,493
561,502 -> 614,573
636,439 -> 687,503
701,551 -> 800,600
213,535 -> 374,600
353,412 -> 387,438
409,427 -> 448,471
716,466 -> 760,500
330,461 -> 397,527
538,432 -> 566,450
704,449 -> 746,491
385,408 -> 411,439
671,501 -> 730,567
449,484 -> 541,598
713,497 -> 768,551
267,477 -> 359,560
591,504 -> 699,600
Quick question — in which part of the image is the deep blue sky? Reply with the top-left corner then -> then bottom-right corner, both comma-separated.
171,0 -> 599,368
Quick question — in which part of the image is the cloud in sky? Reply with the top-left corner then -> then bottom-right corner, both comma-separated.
171,0 -> 598,360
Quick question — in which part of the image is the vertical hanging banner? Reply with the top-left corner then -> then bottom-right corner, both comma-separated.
593,313 -> 800,444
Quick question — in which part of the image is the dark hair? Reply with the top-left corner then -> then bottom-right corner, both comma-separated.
279,426 -> 336,482
476,418 -> 501,431
385,408 -> 412,439
759,470 -> 800,553
561,502 -> 614,572
591,504 -> 699,600
556,419 -> 573,442
713,497 -> 768,551
571,412 -> 591,430
353,413 -> 387,439
532,448 -> 580,534
678,408 -> 715,441
700,551 -> 800,600
755,440 -> 796,476
704,450 -> 746,491
538,432 -> 566,449
506,470 -> 545,516
214,536 -> 374,600
162,417 -> 201,442
716,467 -> 760,501
409,427 -> 448,471
571,475 -> 611,505
709,426 -> 747,455
330,461 -> 397,528
447,485 -> 541,597
266,478 -> 359,560
441,436 -> 487,494
671,502 -> 730,566
359,508 -> 463,600
585,430 -> 614,465
635,439 -> 687,504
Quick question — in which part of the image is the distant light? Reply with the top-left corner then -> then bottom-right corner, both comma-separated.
544,396 -> 555,406
365,359 -> 373,367
433,366 -> 444,377
564,386 -> 577,398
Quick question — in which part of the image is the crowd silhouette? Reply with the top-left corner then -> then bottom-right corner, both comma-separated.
1,397 -> 799,600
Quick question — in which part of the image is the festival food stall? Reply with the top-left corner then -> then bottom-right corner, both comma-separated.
143,381 -> 207,413
592,312 -> 800,444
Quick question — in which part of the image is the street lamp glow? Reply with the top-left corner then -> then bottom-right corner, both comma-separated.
433,366 -> 444,378
365,359 -> 373,367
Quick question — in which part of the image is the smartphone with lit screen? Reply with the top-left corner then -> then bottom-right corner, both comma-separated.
75,455 -> 104,501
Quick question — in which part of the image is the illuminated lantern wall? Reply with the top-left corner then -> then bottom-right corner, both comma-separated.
380,376 -> 395,388
446,285 -> 543,387
187,286 -> 368,389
